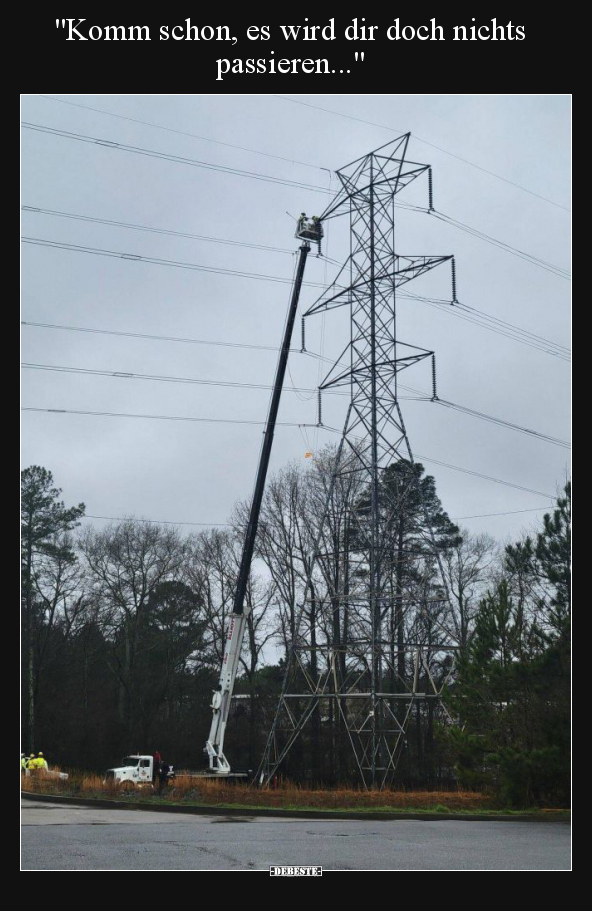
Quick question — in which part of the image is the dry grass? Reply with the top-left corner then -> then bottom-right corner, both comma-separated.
21,768 -> 491,811
168,776 -> 491,810
22,769 -> 118,796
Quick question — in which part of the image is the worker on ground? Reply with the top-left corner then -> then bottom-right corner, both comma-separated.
153,750 -> 161,785
157,760 -> 169,796
21,753 -> 26,772
37,752 -> 48,771
29,753 -> 37,770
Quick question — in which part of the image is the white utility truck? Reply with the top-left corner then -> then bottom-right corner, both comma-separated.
104,754 -> 173,788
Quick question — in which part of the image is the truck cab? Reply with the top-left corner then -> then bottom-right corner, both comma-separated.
104,754 -> 154,787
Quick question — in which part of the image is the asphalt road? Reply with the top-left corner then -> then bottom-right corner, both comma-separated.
21,799 -> 571,871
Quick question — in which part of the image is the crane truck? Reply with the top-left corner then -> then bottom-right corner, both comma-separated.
204,215 -> 323,776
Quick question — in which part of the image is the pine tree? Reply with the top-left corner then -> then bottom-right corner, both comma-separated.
536,481 -> 571,636
448,484 -> 571,806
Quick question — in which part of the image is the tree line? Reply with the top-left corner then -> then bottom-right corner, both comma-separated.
21,456 -> 570,805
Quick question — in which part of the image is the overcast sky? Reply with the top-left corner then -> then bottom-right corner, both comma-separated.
21,94 -> 571,545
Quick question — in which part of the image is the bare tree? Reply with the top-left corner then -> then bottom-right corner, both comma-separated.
442,530 -> 498,649
187,528 -> 236,668
81,519 -> 188,743
253,464 -> 313,655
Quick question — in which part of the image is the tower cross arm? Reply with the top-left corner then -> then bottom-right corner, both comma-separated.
320,164 -> 430,222
304,255 -> 454,317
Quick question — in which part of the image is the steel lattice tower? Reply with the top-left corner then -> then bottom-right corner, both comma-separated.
259,136 -> 459,789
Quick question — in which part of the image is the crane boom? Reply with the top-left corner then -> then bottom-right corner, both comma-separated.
205,227 -> 320,774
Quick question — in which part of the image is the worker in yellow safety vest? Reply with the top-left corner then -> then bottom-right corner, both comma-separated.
28,753 -> 36,769
21,754 -> 26,771
36,752 -> 48,771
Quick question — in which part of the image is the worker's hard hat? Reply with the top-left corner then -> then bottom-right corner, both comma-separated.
30,754 -> 35,758
38,752 -> 43,756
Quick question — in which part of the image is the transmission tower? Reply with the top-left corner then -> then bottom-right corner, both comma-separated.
259,135 -> 459,790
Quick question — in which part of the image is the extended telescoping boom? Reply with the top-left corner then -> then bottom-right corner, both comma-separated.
204,216 -> 323,775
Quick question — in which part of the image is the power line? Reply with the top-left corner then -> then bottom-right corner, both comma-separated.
309,285 -> 570,359
21,361 -> 569,449
22,406 -> 555,499
20,264 -> 570,365
21,315 -> 570,416
21,362 -> 387,401
22,304 -> 571,371
21,236 -> 330,289
38,93 -> 570,213
20,362 -> 324,394
21,205 -> 298,257
22,122 -> 570,281
391,206 -> 570,280
413,452 -> 554,499
82,514 -> 231,528
397,375 -> 569,448
21,121 -> 332,195
320,424 -> 554,499
432,210 -> 570,280
394,205 -> 570,280
22,406 -> 319,430
24,315 -> 566,363
21,321 -> 570,449
21,320 -> 297,353
78,504 -> 555,529
453,506 -> 555,520
37,94 -> 330,174
435,399 -> 570,449
21,205 -> 568,357
271,95 -> 571,212
401,291 -> 570,361
436,303 -> 569,359
452,299 -> 570,353
319,352 -> 570,448
20,110 -> 567,536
